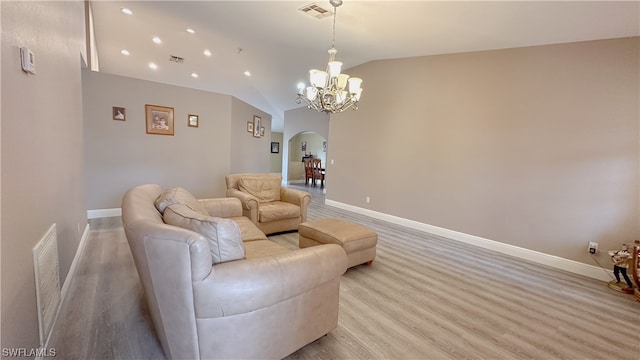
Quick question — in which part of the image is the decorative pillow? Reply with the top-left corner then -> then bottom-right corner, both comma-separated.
238,176 -> 281,203
163,204 -> 245,264
155,186 -> 208,215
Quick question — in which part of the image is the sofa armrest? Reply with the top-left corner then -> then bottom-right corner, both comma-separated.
192,244 -> 347,319
198,197 -> 243,218
226,189 -> 258,210
281,188 -> 312,222
280,188 -> 310,206
226,189 -> 259,222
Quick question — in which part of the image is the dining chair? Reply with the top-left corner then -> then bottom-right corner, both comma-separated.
312,158 -> 325,188
303,158 -> 314,186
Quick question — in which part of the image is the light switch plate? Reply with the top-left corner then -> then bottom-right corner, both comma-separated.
20,47 -> 36,74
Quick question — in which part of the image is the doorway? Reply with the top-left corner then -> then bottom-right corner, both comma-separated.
287,132 -> 327,186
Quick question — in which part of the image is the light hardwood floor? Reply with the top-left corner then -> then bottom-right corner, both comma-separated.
49,185 -> 640,359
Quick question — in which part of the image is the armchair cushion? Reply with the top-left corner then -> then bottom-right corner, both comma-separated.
259,201 -> 301,222
155,186 -> 208,215
163,204 -> 245,264
238,176 -> 281,203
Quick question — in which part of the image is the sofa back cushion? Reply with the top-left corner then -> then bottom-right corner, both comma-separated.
155,186 -> 208,215
238,176 -> 281,203
163,204 -> 245,264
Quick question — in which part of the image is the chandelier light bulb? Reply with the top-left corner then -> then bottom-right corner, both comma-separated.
310,70 -> 328,88
306,87 -> 318,101
328,61 -> 342,78
337,74 -> 349,90
348,77 -> 362,93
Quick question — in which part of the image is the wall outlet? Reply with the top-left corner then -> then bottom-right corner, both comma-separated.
588,242 -> 598,254
365,196 -> 370,203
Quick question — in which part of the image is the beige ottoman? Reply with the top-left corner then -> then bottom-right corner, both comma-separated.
299,218 -> 377,268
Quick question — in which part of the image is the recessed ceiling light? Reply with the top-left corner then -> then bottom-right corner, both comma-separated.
152,37 -> 162,44
120,49 -> 130,56
203,50 -> 212,57
186,28 -> 195,34
244,70 -> 251,77
149,62 -> 158,70
121,8 -> 133,15
191,73 -> 199,78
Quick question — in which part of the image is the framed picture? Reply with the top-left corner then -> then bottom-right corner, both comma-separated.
112,106 -> 126,121
188,114 -> 199,128
253,116 -> 261,137
271,142 -> 280,153
260,127 -> 265,137
247,121 -> 254,133
323,141 -> 327,152
301,141 -> 307,152
145,104 -> 174,136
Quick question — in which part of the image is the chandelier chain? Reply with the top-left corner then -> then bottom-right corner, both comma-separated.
331,4 -> 337,49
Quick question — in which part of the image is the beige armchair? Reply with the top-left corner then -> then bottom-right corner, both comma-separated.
225,173 -> 311,235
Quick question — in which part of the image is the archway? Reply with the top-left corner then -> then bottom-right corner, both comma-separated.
287,131 -> 327,185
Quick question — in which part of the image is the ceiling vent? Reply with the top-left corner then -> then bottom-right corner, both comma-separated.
169,55 -> 184,64
298,3 -> 334,19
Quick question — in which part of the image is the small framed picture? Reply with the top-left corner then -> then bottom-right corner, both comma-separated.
271,142 -> 280,153
260,127 -> 265,137
188,114 -> 199,128
145,104 -> 174,136
113,106 -> 126,121
253,116 -> 261,138
247,121 -> 254,133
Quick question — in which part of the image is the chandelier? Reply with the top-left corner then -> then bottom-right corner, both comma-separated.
296,0 -> 362,113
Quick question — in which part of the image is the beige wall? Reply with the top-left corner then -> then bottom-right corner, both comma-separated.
288,133 -> 327,182
328,37 -> 640,265
1,0 -> 86,350
83,71 -> 272,210
289,133 -> 327,164
230,97 -> 271,174
282,107 -> 329,183
270,132 -> 283,173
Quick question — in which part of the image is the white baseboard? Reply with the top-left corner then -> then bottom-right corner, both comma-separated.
325,199 -> 613,282
87,208 -> 121,219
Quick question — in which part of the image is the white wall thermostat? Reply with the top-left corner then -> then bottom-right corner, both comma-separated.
20,47 -> 36,74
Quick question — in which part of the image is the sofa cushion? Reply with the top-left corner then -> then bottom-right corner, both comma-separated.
163,204 -> 245,264
155,186 -> 208,215
259,201 -> 301,222
229,216 -> 269,242
243,240 -> 291,259
237,176 -> 281,203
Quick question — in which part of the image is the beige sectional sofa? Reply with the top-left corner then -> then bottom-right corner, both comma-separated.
121,184 -> 347,360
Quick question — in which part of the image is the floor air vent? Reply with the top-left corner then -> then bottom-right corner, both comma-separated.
32,224 -> 61,346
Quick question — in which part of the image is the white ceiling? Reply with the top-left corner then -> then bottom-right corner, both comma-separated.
90,1 -> 640,132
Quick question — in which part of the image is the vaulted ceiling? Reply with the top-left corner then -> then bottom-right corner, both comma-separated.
90,1 -> 640,131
